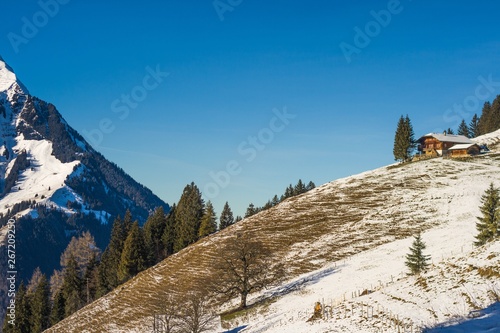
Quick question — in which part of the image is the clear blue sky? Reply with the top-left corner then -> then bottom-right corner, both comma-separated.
2,0 -> 500,217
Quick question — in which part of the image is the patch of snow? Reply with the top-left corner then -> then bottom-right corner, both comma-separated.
473,129 -> 500,149
0,56 -> 28,94
0,135 -> 79,216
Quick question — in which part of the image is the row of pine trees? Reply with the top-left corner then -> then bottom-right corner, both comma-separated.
5,178 -> 317,332
244,179 -> 316,218
450,96 -> 500,138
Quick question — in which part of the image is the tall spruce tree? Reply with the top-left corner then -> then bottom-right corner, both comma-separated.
123,210 -> 134,236
31,274 -> 50,333
219,202 -> 234,230
199,201 -> 217,238
62,255 -> 83,317
271,195 -> 280,207
469,114 -> 480,138
118,221 -> 147,283
405,233 -> 431,275
475,183 -> 500,246
97,215 -> 126,295
490,95 -> 500,133
393,115 -> 415,162
457,119 -> 470,138
50,290 -> 66,326
144,206 -> 167,265
162,204 -> 177,257
15,282 -> 32,333
294,179 -> 306,195
478,101 -> 492,135
174,182 -> 205,253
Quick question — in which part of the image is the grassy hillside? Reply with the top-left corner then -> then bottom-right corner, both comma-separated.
46,133 -> 500,333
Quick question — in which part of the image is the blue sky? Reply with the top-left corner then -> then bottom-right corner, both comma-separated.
2,0 -> 500,217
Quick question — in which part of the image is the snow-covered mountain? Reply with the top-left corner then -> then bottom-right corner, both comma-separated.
0,56 -> 167,225
0,56 -> 168,328
47,130 -> 500,332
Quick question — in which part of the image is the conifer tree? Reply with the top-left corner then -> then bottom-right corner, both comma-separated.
123,210 -> 134,236
31,274 -> 50,333
490,95 -> 500,132
469,114 -> 480,138
97,216 -> 126,294
174,182 -> 204,253
219,201 -> 234,230
294,179 -> 306,195
245,203 -> 256,218
446,128 -> 454,135
475,183 -> 500,246
162,204 -> 177,257
199,201 -> 217,238
306,181 -> 316,191
405,233 -> 431,275
457,119 -> 470,138
393,115 -> 415,162
62,255 -> 83,317
15,282 -> 32,333
478,101 -> 492,135
144,206 -> 167,265
50,290 -> 66,326
118,221 -> 147,283
271,195 -> 280,207
263,200 -> 272,210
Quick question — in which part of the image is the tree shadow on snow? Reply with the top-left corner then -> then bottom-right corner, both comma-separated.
423,302 -> 500,332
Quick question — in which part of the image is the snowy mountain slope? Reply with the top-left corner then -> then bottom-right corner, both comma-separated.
46,131 -> 500,332
0,57 -> 169,331
0,137 -> 80,216
0,56 -> 168,226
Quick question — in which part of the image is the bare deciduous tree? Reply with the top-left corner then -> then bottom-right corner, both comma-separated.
213,234 -> 283,309
178,290 -> 216,333
154,293 -> 181,333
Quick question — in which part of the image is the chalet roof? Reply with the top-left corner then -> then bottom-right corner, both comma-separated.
420,133 -> 473,144
448,143 -> 478,150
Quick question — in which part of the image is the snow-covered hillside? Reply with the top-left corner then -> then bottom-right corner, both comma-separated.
47,131 -> 500,333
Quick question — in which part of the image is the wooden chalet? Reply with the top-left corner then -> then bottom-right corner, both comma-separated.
448,143 -> 481,157
417,133 -> 475,158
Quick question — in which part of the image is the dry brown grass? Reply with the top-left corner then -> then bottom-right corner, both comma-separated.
46,157 -> 495,332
